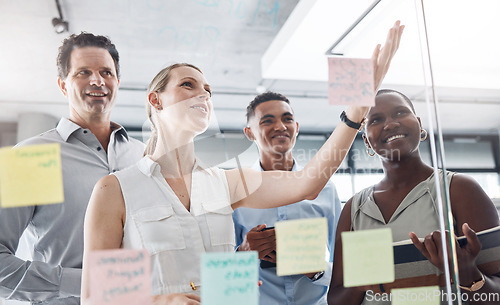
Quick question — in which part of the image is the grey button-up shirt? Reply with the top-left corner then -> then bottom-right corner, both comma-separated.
0,118 -> 145,305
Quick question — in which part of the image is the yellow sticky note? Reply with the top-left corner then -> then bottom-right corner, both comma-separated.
275,217 -> 327,276
0,143 -> 64,207
341,228 -> 394,287
391,286 -> 440,305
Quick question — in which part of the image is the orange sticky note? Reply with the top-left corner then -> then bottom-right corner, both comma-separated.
327,57 -> 375,106
89,249 -> 151,305
0,143 -> 64,207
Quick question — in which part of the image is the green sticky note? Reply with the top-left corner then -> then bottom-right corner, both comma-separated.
275,217 -> 328,276
391,286 -> 440,305
341,228 -> 394,287
201,251 -> 258,305
0,143 -> 64,208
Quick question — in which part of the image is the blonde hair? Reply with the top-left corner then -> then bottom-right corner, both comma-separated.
144,63 -> 203,156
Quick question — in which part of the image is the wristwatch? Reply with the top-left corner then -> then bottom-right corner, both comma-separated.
340,111 -> 366,132
459,273 -> 485,292
311,271 -> 325,282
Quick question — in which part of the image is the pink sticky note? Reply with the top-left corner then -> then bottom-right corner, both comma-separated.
89,249 -> 151,305
327,57 -> 375,106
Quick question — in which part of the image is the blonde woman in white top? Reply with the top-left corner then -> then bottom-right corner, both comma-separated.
82,22 -> 404,305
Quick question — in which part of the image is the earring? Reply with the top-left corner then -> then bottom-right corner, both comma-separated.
156,105 -> 163,111
420,129 -> 428,141
366,146 -> 375,156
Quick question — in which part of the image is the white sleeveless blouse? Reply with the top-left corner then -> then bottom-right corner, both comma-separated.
113,156 -> 235,296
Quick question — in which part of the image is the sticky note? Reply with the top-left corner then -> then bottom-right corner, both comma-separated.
89,249 -> 151,305
327,57 -> 375,106
0,143 -> 64,208
391,286 -> 440,305
201,251 -> 258,305
275,217 -> 328,276
341,228 -> 394,287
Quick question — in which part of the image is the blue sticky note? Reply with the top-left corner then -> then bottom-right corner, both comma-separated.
201,251 -> 258,305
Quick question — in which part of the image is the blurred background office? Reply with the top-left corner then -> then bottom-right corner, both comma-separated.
0,0 -> 498,199
0,2 -> 499,303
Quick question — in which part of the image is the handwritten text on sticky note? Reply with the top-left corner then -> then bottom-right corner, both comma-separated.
391,286 -> 440,305
341,228 -> 394,287
0,143 -> 64,208
276,217 -> 328,276
328,57 -> 375,106
89,249 -> 151,305
202,251 -> 258,305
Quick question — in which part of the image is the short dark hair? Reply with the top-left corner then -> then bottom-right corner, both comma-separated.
246,91 -> 290,123
376,89 -> 416,114
56,32 -> 120,80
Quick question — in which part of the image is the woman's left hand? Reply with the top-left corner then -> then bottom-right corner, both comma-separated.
409,223 -> 482,282
373,20 -> 405,91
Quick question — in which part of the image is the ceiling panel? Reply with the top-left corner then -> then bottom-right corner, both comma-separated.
0,0 -> 498,135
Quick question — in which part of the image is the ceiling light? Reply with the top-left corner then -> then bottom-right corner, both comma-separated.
52,17 -> 68,34
52,0 -> 68,34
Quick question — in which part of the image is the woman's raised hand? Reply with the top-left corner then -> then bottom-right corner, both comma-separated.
373,20 -> 405,91
346,21 -> 404,122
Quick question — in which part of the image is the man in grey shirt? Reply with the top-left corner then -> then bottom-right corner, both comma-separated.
0,33 -> 144,305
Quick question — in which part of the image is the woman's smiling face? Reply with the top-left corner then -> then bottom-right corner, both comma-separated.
364,92 -> 422,161
156,66 -> 213,136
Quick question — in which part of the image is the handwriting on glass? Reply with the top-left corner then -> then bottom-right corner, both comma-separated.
276,218 -> 328,276
90,249 -> 151,305
202,252 -> 258,305
328,57 -> 375,106
0,143 -> 64,207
